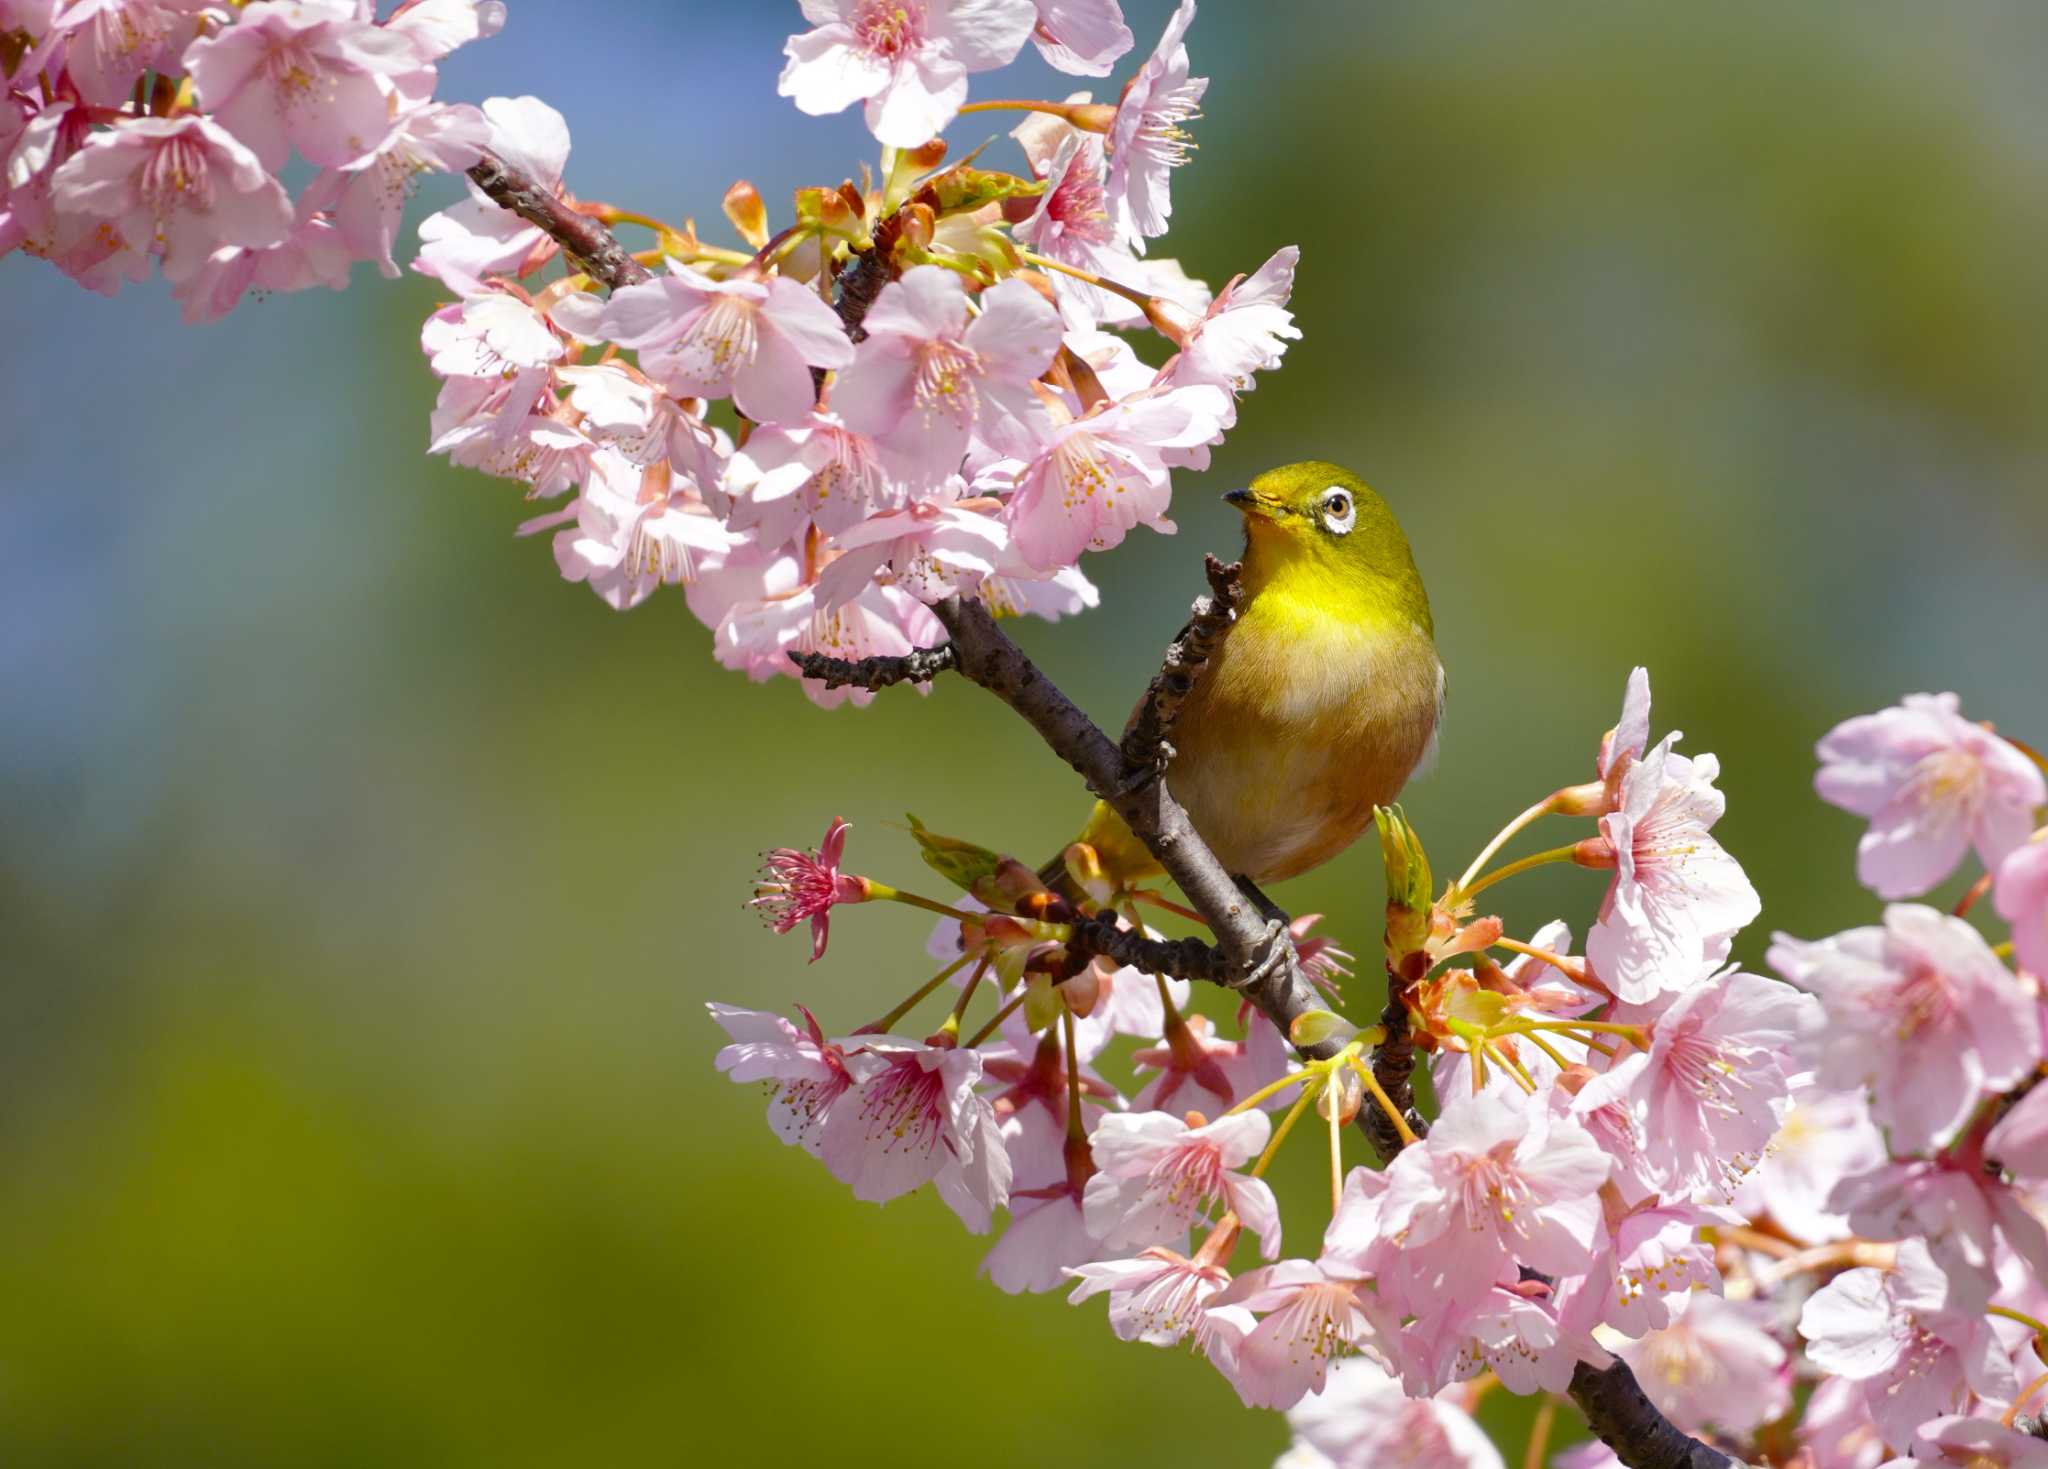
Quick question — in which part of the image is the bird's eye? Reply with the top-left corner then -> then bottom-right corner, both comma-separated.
1320,487 -> 1356,534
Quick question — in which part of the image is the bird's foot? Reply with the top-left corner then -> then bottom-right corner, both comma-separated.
1113,741 -> 1174,797
1231,916 -> 1297,996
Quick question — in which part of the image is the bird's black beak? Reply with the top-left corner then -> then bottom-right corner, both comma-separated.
1224,487 -> 1286,521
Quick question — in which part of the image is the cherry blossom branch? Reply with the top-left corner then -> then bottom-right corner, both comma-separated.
1118,554 -> 1244,782
788,643 -> 959,690
464,151 -> 653,292
1569,1360 -> 1751,1469
926,588 -> 1751,1469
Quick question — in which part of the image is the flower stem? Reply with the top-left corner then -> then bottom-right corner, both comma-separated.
1955,870 -> 1996,919
1989,1304 -> 2048,1358
963,989 -> 1028,1049
1251,1084 -> 1318,1178
1485,1041 -> 1538,1094
956,98 -> 1115,132
860,952 -> 974,1034
2004,1370 -> 2048,1428
1522,1397 -> 1558,1469
1491,936 -> 1592,985
1454,794 -> 1561,898
1017,250 -> 1157,311
1346,1055 -> 1420,1147
1225,1066 -> 1317,1117
941,956 -> 990,1035
865,883 -> 984,923
1518,1028 -> 1573,1073
1458,844 -> 1583,902
1327,1071 -> 1345,1214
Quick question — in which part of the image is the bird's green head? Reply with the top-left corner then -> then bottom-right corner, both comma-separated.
1225,461 -> 1433,634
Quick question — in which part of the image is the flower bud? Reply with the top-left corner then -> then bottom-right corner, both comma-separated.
1317,1066 -> 1364,1124
722,179 -> 768,248
1061,841 -> 1116,907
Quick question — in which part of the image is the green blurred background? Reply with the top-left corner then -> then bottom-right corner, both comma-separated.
4,2 -> 2047,1463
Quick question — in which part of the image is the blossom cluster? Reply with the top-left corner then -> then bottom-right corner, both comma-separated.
714,672 -> 2048,1468
1,0 -> 506,319
410,1 -> 1302,704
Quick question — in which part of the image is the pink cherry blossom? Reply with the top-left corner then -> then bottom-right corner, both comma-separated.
1800,1239 -> 2020,1448
557,363 -> 730,487
1159,244 -> 1300,398
413,95 -> 568,295
1130,1010 -> 1295,1116
1210,1258 -> 1388,1410
1374,1090 -> 1609,1311
724,410 -> 902,544
749,816 -> 869,961
1000,383 -> 1227,570
1734,1083 -> 1888,1244
984,1188 -> 1103,1293
1011,133 -> 1144,328
1623,967 -> 1818,1197
1103,0 -> 1205,242
1556,1194 -> 1728,1342
833,268 -> 1063,488
1988,1084 -> 2048,1180
1598,665 -> 1653,787
324,100 -> 491,277
1768,904 -> 2040,1155
1996,838 -> 2048,979
1817,693 -> 2047,900
708,1002 -> 882,1152
3,98 -> 154,292
1282,1356 -> 1504,1469
1833,1156 -> 2048,1315
1397,1281 -> 1595,1397
1798,1375 -> 1894,1469
596,259 -> 854,425
50,0 -> 208,107
777,0 -> 1038,148
1614,1294 -> 1791,1437
819,1037 -> 1011,1224
550,453 -> 738,612
383,0 -> 506,61
814,498 -> 1015,611
1584,735 -> 1760,1002
1289,913 -> 1355,1002
1911,1416 -> 2048,1467
1082,1109 -> 1281,1259
170,183 -> 354,323
50,114 -> 294,281
1028,0 -> 1131,76
1559,1055 -> 1660,1204
1066,1245 -> 1230,1345
689,545 -> 945,708
184,0 -> 420,172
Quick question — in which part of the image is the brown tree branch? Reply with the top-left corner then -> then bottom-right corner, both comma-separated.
787,643 -> 958,691
464,151 -> 653,293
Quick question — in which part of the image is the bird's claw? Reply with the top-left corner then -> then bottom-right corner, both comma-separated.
1232,917 -> 1296,994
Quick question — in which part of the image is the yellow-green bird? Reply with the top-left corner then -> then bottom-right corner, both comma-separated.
1080,461 -> 1443,892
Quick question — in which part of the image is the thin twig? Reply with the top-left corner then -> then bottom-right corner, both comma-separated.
464,151 -> 653,293
787,643 -> 958,691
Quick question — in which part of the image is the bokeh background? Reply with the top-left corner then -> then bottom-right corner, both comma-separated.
5,2 -> 2048,1463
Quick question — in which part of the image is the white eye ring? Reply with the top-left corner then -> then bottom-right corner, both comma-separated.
1320,486 -> 1356,534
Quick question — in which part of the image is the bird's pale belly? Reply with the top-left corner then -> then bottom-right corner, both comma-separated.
1163,623 -> 1442,884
